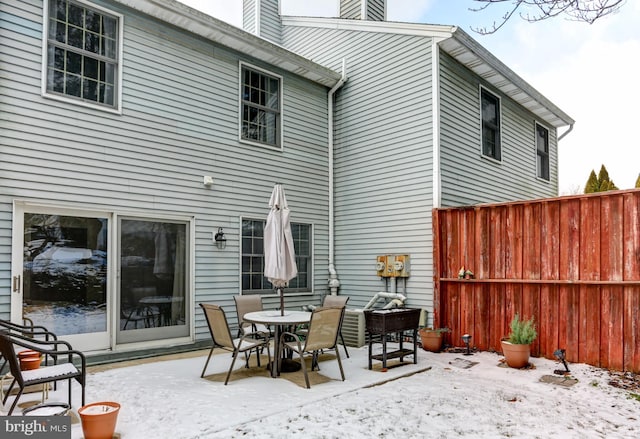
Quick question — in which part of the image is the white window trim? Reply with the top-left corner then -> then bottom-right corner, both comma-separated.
534,120 -> 551,182
479,85 -> 502,163
41,0 -> 124,114
238,61 -> 284,151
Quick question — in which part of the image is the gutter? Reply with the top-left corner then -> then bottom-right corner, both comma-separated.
558,123 -> 574,141
328,59 -> 348,295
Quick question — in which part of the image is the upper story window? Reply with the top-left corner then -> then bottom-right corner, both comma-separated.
240,64 -> 282,149
44,0 -> 121,110
241,218 -> 311,294
536,122 -> 550,181
480,88 -> 501,161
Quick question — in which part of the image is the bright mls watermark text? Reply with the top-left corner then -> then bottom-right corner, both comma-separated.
1,417 -> 70,438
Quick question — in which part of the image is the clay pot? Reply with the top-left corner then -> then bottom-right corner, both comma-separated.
419,329 -> 444,352
18,350 -> 42,370
78,402 -> 121,439
501,340 -> 531,368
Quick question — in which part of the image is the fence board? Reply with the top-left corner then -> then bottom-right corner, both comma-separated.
434,189 -> 640,372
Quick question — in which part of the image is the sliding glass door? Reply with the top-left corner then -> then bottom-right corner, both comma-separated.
13,203 -> 191,351
116,217 -> 190,344
17,206 -> 110,351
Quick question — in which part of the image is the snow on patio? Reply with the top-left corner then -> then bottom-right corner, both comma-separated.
3,344 -> 639,438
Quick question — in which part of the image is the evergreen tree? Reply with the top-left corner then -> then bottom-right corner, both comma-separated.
584,165 -> 618,193
635,174 -> 640,188
584,170 -> 598,193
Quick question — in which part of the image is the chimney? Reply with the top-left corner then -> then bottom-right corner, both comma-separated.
242,0 -> 282,44
339,0 -> 386,21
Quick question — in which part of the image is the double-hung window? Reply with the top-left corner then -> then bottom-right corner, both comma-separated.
481,88 -> 501,161
45,0 -> 121,109
536,123 -> 550,180
240,64 -> 282,148
241,219 -> 311,294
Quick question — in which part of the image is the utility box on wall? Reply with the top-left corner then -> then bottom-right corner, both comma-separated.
376,254 -> 410,277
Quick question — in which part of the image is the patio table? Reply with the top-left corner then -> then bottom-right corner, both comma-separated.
243,310 -> 311,378
139,296 -> 184,326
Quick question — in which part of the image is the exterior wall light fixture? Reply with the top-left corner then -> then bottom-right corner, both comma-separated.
214,227 -> 226,249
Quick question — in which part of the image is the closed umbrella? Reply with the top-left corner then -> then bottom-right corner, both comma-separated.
264,184 -> 298,315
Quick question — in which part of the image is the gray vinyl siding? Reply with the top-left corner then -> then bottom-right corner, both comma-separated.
339,0 -> 385,20
258,0 -> 281,44
282,24 -> 435,313
243,0 -> 257,35
0,1 -> 330,342
439,51 -> 559,206
366,0 -> 385,21
339,0 -> 361,19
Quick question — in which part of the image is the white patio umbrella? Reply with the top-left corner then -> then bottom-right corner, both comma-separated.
264,183 -> 298,315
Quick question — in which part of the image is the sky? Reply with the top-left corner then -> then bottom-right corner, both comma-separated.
10,345 -> 639,437
178,0 -> 640,194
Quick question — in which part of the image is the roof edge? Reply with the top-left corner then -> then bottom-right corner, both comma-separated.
114,0 -> 342,87
447,28 -> 574,127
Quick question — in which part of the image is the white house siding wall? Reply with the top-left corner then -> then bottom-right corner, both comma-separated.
0,1 -> 331,341
365,0 -> 385,21
439,51 -> 559,206
339,0 -> 361,20
282,24 -> 435,313
258,0 -> 281,44
242,0 -> 257,35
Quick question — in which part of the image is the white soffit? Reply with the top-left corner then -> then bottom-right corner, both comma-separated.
441,29 -> 574,128
115,0 -> 342,88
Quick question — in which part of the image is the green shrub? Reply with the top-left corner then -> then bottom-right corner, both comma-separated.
507,314 -> 537,345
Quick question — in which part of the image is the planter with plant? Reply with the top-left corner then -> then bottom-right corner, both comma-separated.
418,327 -> 450,352
501,314 -> 537,368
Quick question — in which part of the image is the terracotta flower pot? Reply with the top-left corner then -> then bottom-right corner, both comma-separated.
419,329 -> 444,352
501,340 -> 531,368
18,350 -> 42,370
78,402 -> 121,439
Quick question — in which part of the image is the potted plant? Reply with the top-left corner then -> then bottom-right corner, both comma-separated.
418,327 -> 450,352
78,401 -> 121,439
501,314 -> 537,368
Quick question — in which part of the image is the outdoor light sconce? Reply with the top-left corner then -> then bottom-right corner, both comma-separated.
214,227 -> 226,249
462,334 -> 472,356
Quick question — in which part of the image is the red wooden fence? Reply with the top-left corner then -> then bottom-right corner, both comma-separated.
433,189 -> 640,372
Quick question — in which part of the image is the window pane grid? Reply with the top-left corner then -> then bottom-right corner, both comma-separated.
536,123 -> 550,180
481,89 -> 501,161
47,0 -> 118,107
241,219 -> 310,294
241,66 -> 280,147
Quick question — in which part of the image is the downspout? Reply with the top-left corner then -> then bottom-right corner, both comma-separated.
328,59 -> 347,295
432,39 -> 442,208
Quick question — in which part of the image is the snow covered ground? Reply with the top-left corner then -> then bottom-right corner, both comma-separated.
3,344 -> 639,438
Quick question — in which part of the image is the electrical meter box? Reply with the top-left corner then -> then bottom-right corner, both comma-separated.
393,254 -> 410,277
376,254 -> 410,277
376,255 -> 388,277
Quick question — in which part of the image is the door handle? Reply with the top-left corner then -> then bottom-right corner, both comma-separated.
12,275 -> 20,293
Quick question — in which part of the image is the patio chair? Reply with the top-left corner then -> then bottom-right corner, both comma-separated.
233,295 -> 270,338
199,303 -> 271,385
297,295 -> 350,358
278,306 -> 346,389
0,330 -> 86,415
233,295 -> 270,367
121,304 -> 160,330
0,319 -> 58,374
